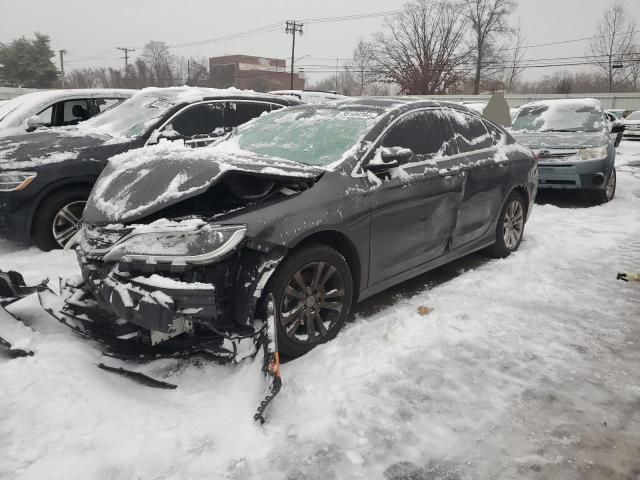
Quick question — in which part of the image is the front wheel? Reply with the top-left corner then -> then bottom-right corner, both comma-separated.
267,245 -> 354,358
590,168 -> 616,204
32,188 -> 89,251
487,191 -> 526,258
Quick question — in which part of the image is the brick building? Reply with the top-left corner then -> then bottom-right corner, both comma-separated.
209,55 -> 305,92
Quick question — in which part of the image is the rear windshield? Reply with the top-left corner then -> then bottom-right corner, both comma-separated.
512,103 -> 604,133
626,111 -> 640,121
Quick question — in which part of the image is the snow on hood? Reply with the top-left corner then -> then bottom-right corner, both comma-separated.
0,131 -> 107,170
83,141 -> 325,225
510,130 -> 608,149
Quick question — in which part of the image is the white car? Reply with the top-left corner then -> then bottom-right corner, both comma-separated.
268,89 -> 348,103
0,89 -> 134,135
623,110 -> 640,138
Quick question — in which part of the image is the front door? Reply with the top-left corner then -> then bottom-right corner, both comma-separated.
365,109 -> 465,286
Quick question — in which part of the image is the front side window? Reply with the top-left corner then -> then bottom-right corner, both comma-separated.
512,102 -> 604,133
380,110 -> 456,158
35,105 -> 54,126
167,102 -> 235,137
61,99 -> 90,123
236,102 -> 281,124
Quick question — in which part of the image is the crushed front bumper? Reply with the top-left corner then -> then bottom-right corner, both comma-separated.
93,272 -> 217,334
537,157 -> 613,191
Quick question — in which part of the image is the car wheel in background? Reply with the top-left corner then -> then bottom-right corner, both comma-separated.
487,191 -> 526,259
268,244 -> 354,358
591,168 -> 616,205
32,187 -> 90,251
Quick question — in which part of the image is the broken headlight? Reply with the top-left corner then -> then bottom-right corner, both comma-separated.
103,224 -> 247,265
0,171 -> 37,192
576,145 -> 607,161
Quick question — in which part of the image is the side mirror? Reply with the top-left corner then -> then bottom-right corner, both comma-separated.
26,115 -> 45,132
147,127 -> 185,145
611,124 -> 625,134
367,147 -> 413,173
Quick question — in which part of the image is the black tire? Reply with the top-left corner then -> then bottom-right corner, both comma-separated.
487,191 -> 526,259
32,187 -> 90,251
590,168 -> 616,205
267,244 -> 354,358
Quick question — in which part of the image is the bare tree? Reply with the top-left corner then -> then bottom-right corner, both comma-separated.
464,0 -> 516,94
502,21 -> 527,92
142,40 -> 174,87
589,1 -> 637,93
629,48 -> 640,91
344,40 -> 378,95
372,0 -> 471,94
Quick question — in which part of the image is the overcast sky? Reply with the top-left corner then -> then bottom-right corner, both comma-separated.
2,0 -> 639,83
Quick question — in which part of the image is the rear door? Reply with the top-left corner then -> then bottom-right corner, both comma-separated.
366,109 -> 465,286
448,111 -> 511,248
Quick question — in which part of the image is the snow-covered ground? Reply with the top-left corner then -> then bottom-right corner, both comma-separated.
2,141 -> 640,480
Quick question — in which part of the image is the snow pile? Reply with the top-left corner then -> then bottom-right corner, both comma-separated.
1,143 -> 640,479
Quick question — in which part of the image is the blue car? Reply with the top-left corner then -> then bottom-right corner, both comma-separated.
511,99 -> 621,204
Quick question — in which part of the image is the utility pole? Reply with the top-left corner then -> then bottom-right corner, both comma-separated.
285,20 -> 303,89
117,47 -> 135,71
58,50 -> 67,88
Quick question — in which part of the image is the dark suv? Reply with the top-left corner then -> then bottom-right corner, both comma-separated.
77,98 -> 537,358
0,87 -> 300,250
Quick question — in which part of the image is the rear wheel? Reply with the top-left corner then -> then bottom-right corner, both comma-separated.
32,188 -> 89,251
487,191 -> 526,258
267,245 -> 354,358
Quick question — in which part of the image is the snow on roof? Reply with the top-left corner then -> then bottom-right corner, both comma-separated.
518,98 -> 603,110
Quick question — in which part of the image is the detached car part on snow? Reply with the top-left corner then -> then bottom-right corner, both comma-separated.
75,98 -> 537,360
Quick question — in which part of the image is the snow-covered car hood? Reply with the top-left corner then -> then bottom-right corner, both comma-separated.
510,130 -> 608,149
0,130 -> 110,170
83,143 -> 326,225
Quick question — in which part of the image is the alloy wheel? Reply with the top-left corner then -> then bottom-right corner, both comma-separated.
280,261 -> 346,344
52,200 -> 85,247
503,199 -> 524,250
606,169 -> 616,200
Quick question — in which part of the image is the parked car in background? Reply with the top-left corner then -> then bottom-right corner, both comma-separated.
0,89 -> 134,135
0,87 -> 300,250
623,110 -> 640,139
606,109 -> 635,120
605,111 -> 625,147
269,89 -> 348,103
511,98 -> 620,204
77,98 -> 537,358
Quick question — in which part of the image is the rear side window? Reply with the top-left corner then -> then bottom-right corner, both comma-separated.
446,110 -> 493,153
483,121 -> 507,145
381,110 -> 457,158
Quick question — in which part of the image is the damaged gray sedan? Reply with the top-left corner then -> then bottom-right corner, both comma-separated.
76,98 -> 537,358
